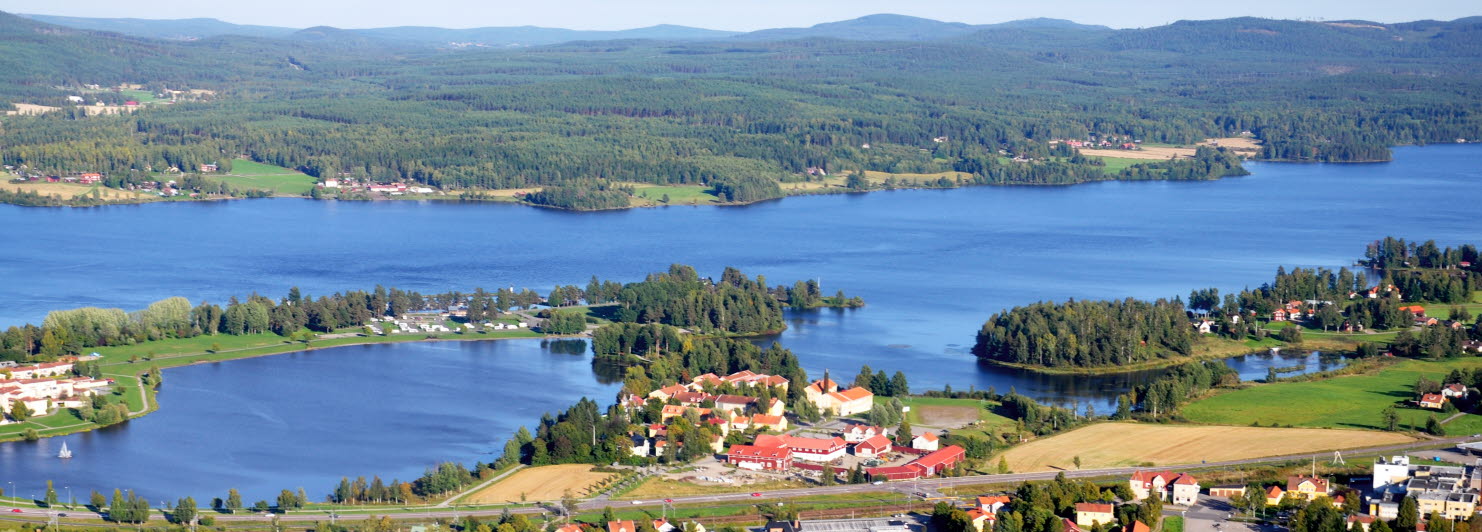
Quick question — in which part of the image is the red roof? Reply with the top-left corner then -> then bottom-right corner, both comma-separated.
728,445 -> 791,459
855,435 -> 891,452
608,521 -> 636,532
1125,522 -> 1150,532
1421,393 -> 1445,404
756,434 -> 846,453
865,465 -> 919,479
1075,502 -> 1113,514
1172,473 -> 1198,485
910,445 -> 965,470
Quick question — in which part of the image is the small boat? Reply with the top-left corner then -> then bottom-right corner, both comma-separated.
57,442 -> 72,459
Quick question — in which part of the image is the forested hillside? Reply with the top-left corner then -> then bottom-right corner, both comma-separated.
3,11 -> 1481,208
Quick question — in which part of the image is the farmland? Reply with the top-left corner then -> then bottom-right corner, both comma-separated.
1182,358 -> 1482,431
464,464 -> 615,504
4,182 -> 152,201
205,159 -> 317,195
994,422 -> 1415,472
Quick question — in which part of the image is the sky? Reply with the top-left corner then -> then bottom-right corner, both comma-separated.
2,0 -> 1477,31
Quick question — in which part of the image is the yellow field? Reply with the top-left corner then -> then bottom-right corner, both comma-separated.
7,183 -> 151,200
1080,146 -> 1195,160
995,423 -> 1415,472
1200,137 -> 1261,151
464,464 -> 614,503
3,103 -> 60,116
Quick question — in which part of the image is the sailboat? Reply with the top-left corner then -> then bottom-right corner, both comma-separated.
57,442 -> 71,459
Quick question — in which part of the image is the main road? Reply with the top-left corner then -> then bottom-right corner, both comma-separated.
5,435 -> 1468,527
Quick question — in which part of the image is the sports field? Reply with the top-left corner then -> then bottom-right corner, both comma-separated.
464,464 -> 614,503
995,423 -> 1414,471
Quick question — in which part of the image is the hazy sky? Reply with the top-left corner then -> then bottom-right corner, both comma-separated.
3,0 -> 1477,30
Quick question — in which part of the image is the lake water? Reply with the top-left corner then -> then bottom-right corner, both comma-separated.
1,144 -> 1478,501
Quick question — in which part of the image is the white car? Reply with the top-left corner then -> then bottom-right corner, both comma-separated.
631,500 -> 643,505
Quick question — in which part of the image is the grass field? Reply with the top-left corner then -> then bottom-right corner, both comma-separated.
861,170 -> 973,185
465,464 -> 614,503
1094,157 -> 1144,174
878,396 -> 1015,429
6,182 -> 152,201
994,422 -> 1414,472
207,159 -> 316,195
616,477 -> 808,500
632,184 -> 721,205
1183,358 -> 1482,431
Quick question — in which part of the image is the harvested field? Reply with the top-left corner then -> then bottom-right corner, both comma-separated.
1201,137 -> 1262,152
995,422 -> 1414,472
465,464 -> 614,503
6,182 -> 150,200
1080,146 -> 1195,160
4,103 -> 60,116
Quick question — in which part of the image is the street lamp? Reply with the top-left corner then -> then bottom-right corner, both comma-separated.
64,486 -> 71,509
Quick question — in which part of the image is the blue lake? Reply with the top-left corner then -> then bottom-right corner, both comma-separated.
0,143 -> 1478,501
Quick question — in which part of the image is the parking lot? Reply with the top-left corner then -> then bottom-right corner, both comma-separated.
1179,498 -> 1282,532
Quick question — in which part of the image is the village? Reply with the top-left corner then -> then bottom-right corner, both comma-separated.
0,359 -> 112,424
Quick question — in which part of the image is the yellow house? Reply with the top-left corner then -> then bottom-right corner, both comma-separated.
1286,476 -> 1331,501
1265,486 -> 1286,506
1075,503 -> 1114,528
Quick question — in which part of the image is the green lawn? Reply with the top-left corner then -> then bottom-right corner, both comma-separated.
1183,358 -> 1482,431
1094,156 -> 1143,174
1163,516 -> 1184,532
633,185 -> 720,205
206,159 -> 317,195
1441,414 -> 1482,436
119,88 -> 160,104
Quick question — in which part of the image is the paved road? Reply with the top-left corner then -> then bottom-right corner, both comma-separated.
9,435 -> 1472,526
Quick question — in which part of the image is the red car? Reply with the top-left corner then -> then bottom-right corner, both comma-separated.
664,499 -> 673,503
10,509 -> 21,513
751,492 -> 762,497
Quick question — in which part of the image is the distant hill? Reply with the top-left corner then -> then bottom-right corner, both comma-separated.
19,12 -> 1115,47
733,14 -> 1108,42
19,14 -> 297,40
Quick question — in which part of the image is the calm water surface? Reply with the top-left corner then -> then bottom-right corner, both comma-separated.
1,144 -> 1478,501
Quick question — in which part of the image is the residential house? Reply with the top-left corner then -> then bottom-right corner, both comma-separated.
608,521 -> 636,532
750,414 -> 788,432
628,434 -> 650,457
1419,394 -> 1446,410
1170,474 -> 1200,505
1346,515 -> 1376,532
1264,486 -> 1285,506
964,509 -> 995,532
976,495 -> 1010,513
1444,384 -> 1468,399
1128,471 -> 1175,501
1194,320 -> 1214,334
853,435 -> 892,459
557,525 -> 584,532
727,444 -> 792,471
842,424 -> 885,442
1272,309 -> 1289,322
912,432 -> 940,451
1119,522 -> 1151,532
1074,503 -> 1115,528
714,395 -> 758,414
729,415 -> 752,432
652,520 -> 675,532
1286,476 -> 1331,501
648,384 -> 687,401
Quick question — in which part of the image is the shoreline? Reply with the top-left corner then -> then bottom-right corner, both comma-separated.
977,337 -> 1360,376
0,331 -> 568,443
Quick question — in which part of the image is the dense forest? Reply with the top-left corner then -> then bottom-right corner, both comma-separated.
2,13 -> 1480,207
973,298 -> 1199,368
975,238 -> 1482,369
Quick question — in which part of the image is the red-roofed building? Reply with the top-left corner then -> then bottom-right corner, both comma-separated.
649,384 -> 687,401
751,414 -> 788,431
557,524 -> 584,532
977,495 -> 1010,513
608,521 -> 636,532
1129,471 -> 1178,501
1075,503 -> 1114,527
1419,393 -> 1446,409
672,391 -> 713,405
907,445 -> 965,476
728,444 -> 792,471
1171,473 -> 1200,505
754,434 -> 847,462
1121,521 -> 1150,532
853,435 -> 892,458
965,509 -> 995,532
